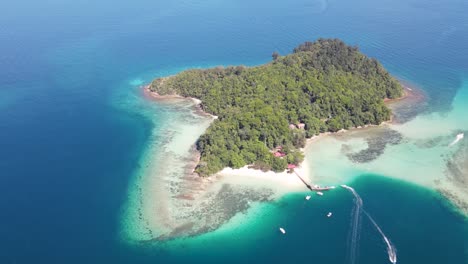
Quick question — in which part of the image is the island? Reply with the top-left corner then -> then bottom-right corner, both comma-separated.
149,39 -> 403,177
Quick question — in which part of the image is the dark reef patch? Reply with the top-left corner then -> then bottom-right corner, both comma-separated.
341,128 -> 403,163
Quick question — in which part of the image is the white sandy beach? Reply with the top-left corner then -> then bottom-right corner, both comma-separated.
218,163 -> 311,192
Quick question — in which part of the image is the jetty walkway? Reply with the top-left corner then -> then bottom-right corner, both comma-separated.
292,170 -> 334,192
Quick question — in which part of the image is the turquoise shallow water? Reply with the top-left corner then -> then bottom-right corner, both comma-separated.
1,0 -> 468,263
121,176 -> 468,264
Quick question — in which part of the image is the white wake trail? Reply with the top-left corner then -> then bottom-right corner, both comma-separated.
341,185 -> 363,264
342,185 -> 397,264
449,133 -> 464,147
365,212 -> 397,264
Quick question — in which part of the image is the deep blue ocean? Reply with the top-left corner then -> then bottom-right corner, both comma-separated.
1,0 -> 467,263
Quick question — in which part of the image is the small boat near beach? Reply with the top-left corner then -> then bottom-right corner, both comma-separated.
311,185 -> 335,191
317,192 -> 323,196
305,195 -> 311,200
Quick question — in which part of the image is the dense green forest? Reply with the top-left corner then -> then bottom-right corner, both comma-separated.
150,39 -> 402,176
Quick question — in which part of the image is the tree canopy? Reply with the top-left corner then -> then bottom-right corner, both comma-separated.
150,39 -> 402,176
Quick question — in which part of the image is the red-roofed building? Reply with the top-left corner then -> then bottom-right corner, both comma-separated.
287,164 -> 297,169
274,152 -> 286,157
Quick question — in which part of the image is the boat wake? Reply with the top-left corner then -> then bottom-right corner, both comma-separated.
365,211 -> 397,264
341,185 -> 397,264
341,185 -> 363,264
449,133 -> 464,147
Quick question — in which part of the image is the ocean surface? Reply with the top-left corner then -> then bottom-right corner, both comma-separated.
1,0 -> 468,263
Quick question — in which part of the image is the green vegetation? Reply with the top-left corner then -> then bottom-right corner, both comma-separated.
150,39 -> 402,176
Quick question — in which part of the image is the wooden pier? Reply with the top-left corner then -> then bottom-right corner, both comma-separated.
293,170 -> 334,192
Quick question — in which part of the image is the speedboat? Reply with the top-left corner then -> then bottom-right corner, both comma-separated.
327,212 -> 332,217
449,133 -> 464,146
279,227 -> 286,234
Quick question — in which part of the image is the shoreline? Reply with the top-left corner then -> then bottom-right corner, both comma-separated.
386,81 -> 427,124
142,84 -> 309,190
143,85 -> 217,119
218,161 -> 310,191
125,78 -> 468,242
140,82 -> 414,190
